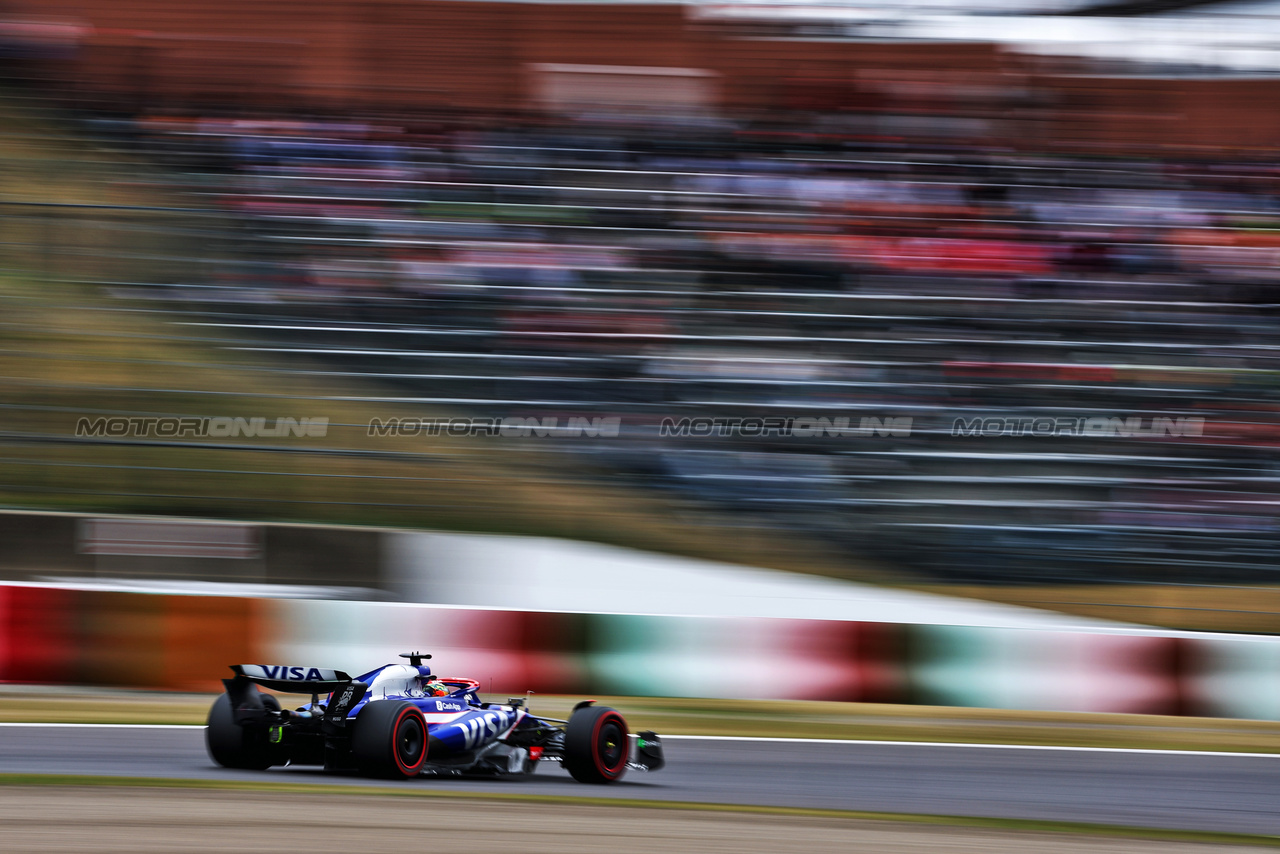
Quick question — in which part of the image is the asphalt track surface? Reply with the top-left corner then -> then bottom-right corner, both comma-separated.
3,724 -> 1280,835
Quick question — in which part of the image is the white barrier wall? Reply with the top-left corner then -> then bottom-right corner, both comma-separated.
6,528 -> 1280,718
384,531 -> 1131,629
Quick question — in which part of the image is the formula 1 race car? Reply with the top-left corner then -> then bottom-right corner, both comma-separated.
206,652 -> 664,783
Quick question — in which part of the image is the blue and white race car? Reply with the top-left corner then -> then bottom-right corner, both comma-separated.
206,652 -> 664,783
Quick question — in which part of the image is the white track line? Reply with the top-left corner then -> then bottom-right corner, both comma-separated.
3,723 -> 1280,758
662,735 -> 1280,758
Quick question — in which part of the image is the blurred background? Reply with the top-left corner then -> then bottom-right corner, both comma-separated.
2,0 -> 1280,656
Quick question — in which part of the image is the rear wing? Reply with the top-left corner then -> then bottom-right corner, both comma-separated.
223,664 -> 367,727
232,664 -> 353,693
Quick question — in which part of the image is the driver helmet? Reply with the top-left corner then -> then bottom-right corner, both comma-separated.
421,677 -> 450,697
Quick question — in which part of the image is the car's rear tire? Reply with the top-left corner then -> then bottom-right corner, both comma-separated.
351,700 -> 428,779
206,691 -> 282,770
563,705 -> 629,784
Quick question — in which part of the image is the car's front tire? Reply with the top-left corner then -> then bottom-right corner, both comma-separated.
351,700 -> 428,779
206,691 -> 282,770
563,705 -> 629,783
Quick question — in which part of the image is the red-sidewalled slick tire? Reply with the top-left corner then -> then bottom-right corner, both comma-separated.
206,691 -> 282,771
563,705 -> 629,784
351,700 -> 428,779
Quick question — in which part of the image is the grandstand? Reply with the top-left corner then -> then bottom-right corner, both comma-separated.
3,0 -> 1280,601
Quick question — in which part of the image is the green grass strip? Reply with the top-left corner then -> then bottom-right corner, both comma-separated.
0,773 -> 1276,847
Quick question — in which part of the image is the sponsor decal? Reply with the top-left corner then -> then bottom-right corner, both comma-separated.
245,665 -> 333,681
459,711 -> 507,749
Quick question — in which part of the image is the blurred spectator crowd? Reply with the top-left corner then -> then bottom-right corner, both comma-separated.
85,109 -> 1280,583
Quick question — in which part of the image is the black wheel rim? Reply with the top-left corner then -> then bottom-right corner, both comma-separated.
398,717 -> 424,765
597,720 -> 624,770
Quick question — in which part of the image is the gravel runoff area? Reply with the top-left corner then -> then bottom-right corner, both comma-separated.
0,788 -> 1272,854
